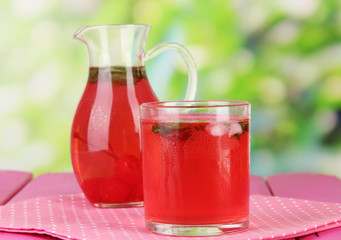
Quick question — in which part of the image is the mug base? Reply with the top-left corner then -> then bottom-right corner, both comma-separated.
146,219 -> 249,236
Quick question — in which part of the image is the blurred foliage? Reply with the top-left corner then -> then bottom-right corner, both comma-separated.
0,0 -> 340,177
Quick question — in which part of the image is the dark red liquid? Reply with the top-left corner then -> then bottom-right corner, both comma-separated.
71,66 -> 157,205
141,118 -> 249,224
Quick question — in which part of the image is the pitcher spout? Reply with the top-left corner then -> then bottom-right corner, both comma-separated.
73,24 -> 151,67
73,26 -> 88,43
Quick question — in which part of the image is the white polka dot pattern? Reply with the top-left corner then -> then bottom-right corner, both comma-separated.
0,194 -> 340,240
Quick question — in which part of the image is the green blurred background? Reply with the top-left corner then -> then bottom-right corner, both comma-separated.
1,0 -> 340,177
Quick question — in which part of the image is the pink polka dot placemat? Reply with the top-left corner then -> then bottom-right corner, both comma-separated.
0,194 -> 340,240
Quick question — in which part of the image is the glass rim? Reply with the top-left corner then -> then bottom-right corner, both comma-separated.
79,24 -> 151,30
73,24 -> 151,40
141,100 -> 251,109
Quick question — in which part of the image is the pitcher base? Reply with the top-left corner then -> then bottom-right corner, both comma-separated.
93,201 -> 143,208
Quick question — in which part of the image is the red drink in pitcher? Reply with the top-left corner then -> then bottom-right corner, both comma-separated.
141,116 -> 249,225
71,66 -> 157,207
71,24 -> 198,208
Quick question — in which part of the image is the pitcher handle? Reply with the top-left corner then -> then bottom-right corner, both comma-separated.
145,42 -> 197,100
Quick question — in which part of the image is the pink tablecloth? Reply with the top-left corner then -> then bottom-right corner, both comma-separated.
0,194 -> 340,240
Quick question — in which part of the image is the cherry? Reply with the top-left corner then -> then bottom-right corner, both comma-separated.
99,177 -> 131,203
115,155 -> 142,185
126,182 -> 144,202
81,178 -> 103,203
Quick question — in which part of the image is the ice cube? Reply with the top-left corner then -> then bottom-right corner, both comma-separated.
228,123 -> 242,137
207,123 -> 228,136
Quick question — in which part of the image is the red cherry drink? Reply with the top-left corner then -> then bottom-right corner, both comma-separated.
141,116 -> 249,225
71,66 -> 157,207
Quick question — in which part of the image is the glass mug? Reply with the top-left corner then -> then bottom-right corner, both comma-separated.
140,101 -> 250,236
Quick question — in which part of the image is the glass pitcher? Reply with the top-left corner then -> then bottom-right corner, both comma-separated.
70,24 -> 197,208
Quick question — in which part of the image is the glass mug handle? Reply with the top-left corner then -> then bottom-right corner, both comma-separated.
144,42 -> 197,100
